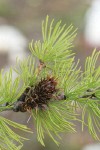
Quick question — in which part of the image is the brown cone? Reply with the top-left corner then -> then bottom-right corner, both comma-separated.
13,76 -> 58,112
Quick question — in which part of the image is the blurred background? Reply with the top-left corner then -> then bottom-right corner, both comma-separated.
0,0 -> 100,150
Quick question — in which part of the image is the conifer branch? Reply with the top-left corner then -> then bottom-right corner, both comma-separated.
0,16 -> 100,149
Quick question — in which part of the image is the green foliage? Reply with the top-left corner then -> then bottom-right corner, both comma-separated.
0,69 -> 24,106
14,56 -> 37,86
0,16 -> 100,149
29,15 -> 76,67
80,50 -> 100,140
32,101 -> 76,146
0,116 -> 31,150
0,69 -> 32,150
